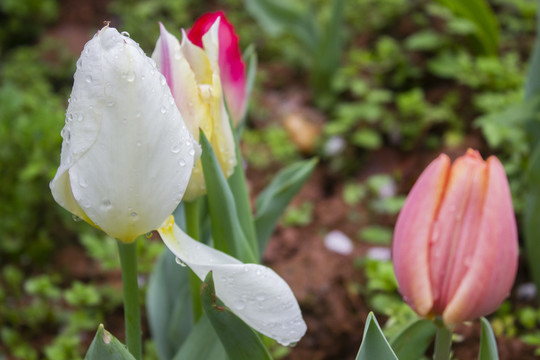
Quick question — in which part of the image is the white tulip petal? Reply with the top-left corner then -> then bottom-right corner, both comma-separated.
158,216 -> 307,346
50,26 -> 197,242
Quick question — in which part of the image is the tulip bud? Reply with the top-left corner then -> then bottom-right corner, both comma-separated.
50,26 -> 197,242
392,149 -> 518,325
152,21 -> 236,201
187,11 -> 247,125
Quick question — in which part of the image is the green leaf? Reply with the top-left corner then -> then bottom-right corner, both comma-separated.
355,312 -> 398,360
200,131 -> 256,263
146,249 -> 193,360
228,116 -> 258,259
525,143 -> 540,293
435,0 -> 499,56
243,0 -> 318,51
173,315 -> 227,360
525,0 -> 540,100
389,318 -> 437,360
201,271 -> 272,360
84,325 -> 135,360
479,317 -> 499,360
254,158 -> 317,255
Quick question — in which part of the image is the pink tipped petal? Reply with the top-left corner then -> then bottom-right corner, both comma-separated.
158,23 -> 174,95
443,156 -> 518,324
188,12 -> 247,124
393,154 -> 451,317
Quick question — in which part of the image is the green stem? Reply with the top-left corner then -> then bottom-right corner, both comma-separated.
184,200 -> 203,322
433,321 -> 452,360
117,240 -> 142,360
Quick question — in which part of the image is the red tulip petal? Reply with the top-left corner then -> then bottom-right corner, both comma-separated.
188,12 -> 247,124
393,154 -> 451,317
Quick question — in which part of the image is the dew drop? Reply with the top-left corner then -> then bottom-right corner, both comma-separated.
160,77 -> 166,86
85,75 -> 92,83
175,257 -> 187,267
101,199 -> 112,210
179,159 -> 186,167
160,106 -> 167,114
77,114 -> 83,122
171,144 -> 180,153
121,31 -> 130,38
76,58 -> 83,68
256,293 -> 265,301
136,112 -> 141,118
136,141 -> 142,147
234,300 -> 246,310
126,71 -> 135,82
188,149 -> 195,156
79,176 -> 88,188
107,101 -> 114,107
255,269 -> 261,276
72,214 -> 81,222
62,129 -> 71,143
67,113 -> 74,122
145,232 -> 153,239
130,212 -> 139,221
168,96 -> 174,105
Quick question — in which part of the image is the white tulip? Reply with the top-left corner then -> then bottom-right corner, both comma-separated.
158,216 -> 307,346
50,26 -> 197,242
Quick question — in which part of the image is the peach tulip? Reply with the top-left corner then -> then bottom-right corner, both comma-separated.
392,149 -> 518,325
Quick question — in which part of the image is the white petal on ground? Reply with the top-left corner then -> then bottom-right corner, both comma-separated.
324,230 -> 353,255
158,216 -> 307,346
50,26 -> 197,242
366,247 -> 392,261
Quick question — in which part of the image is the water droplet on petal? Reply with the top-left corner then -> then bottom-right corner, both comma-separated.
107,101 -> 114,107
256,293 -> 265,301
175,257 -> 187,267
136,141 -> 142,147
121,31 -> 130,38
85,75 -> 92,83
160,77 -> 166,86
179,159 -> 186,166
234,300 -> 246,310
171,144 -> 180,153
72,214 -> 81,222
79,176 -> 88,188
76,58 -> 83,68
101,199 -> 112,210
188,149 -> 195,156
160,107 -> 167,114
126,71 -> 135,82
136,112 -> 141,118
145,232 -> 153,238
130,212 -> 139,221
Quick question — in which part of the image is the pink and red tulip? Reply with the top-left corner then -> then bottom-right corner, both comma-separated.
392,149 -> 518,325
188,11 -> 247,125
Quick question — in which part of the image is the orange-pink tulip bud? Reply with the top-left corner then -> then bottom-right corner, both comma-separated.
392,149 -> 518,325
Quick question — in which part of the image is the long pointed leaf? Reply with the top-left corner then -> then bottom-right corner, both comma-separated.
84,325 -> 135,360
200,131 -> 256,263
146,249 -> 193,360
478,317 -> 499,360
201,271 -> 272,360
389,318 -> 436,360
355,313 -> 399,360
173,315 -> 227,360
255,158 -> 317,255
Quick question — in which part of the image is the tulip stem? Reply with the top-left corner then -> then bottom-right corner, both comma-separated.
433,322 -> 452,360
184,200 -> 203,322
117,239 -> 142,360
